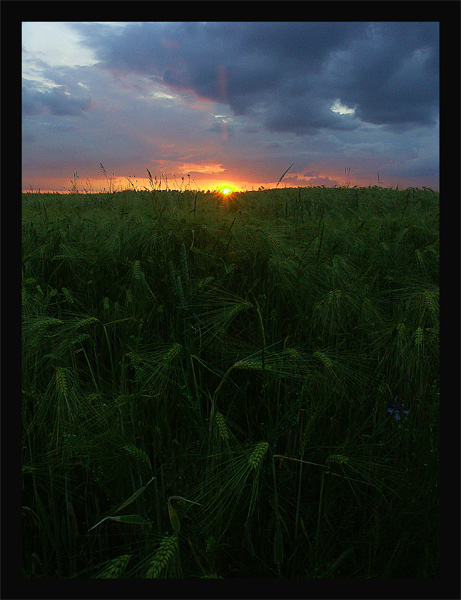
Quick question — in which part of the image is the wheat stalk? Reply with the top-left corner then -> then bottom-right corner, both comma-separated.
195,294 -> 253,349
73,316 -> 99,330
98,554 -> 131,578
187,448 -> 263,541
176,275 -> 186,306
181,242 -> 189,283
55,367 -> 69,398
313,351 -> 333,369
123,444 -> 152,471
215,412 -> 230,441
69,333 -> 91,348
146,534 -> 178,578
326,454 -> 349,466
275,163 -> 293,188
168,261 -> 185,305
248,441 -> 269,470
396,322 -> 406,336
414,326 -> 424,346
162,342 -> 182,362
125,343 -> 183,394
133,259 -> 145,280
423,289 -> 438,313
197,276 -> 215,291
61,287 -> 74,304
228,301 -> 253,320
234,359 -> 269,372
30,317 -> 64,330
233,346 -> 310,381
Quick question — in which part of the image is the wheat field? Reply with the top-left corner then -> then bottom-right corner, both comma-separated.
21,184 -> 439,578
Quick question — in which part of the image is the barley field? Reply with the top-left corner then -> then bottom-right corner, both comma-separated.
21,185 -> 439,578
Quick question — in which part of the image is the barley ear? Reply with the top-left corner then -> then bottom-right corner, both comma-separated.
162,343 -> 182,363
55,367 -> 69,398
313,351 -> 333,369
146,535 -> 178,578
133,259 -> 145,280
98,554 -> 131,578
61,287 -> 74,304
216,412 -> 230,441
123,444 -> 152,471
326,454 -> 349,466
248,441 -> 269,470
414,326 -> 424,346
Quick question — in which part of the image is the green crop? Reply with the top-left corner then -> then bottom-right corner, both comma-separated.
22,185 -> 439,578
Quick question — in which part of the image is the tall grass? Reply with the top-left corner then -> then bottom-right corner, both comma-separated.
22,185 -> 439,578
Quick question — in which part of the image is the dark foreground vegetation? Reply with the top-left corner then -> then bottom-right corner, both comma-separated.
22,186 -> 439,578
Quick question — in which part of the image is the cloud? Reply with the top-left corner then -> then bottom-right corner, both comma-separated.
73,22 -> 439,134
177,163 -> 225,175
22,78 -> 95,117
21,22 -> 439,191
323,23 -> 439,129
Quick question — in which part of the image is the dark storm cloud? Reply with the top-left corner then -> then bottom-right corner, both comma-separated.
323,22 -> 439,128
21,21 -> 440,191
73,21 -> 439,134
22,78 -> 95,117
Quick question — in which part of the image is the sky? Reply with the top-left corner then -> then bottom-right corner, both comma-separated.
22,21 -> 440,193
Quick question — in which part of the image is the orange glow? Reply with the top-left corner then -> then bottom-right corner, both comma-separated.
27,170 -> 407,196
212,184 -> 239,207
217,184 -> 237,196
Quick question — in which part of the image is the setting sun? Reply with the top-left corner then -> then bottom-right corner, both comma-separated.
216,184 -> 237,197
214,184 -> 239,207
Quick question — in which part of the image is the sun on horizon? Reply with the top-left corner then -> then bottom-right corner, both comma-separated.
216,184 -> 238,196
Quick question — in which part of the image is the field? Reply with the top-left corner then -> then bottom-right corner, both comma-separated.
21,185 -> 439,578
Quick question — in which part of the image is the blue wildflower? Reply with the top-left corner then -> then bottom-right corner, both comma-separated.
387,396 -> 409,421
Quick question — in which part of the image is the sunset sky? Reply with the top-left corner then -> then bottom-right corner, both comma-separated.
22,21 -> 439,193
